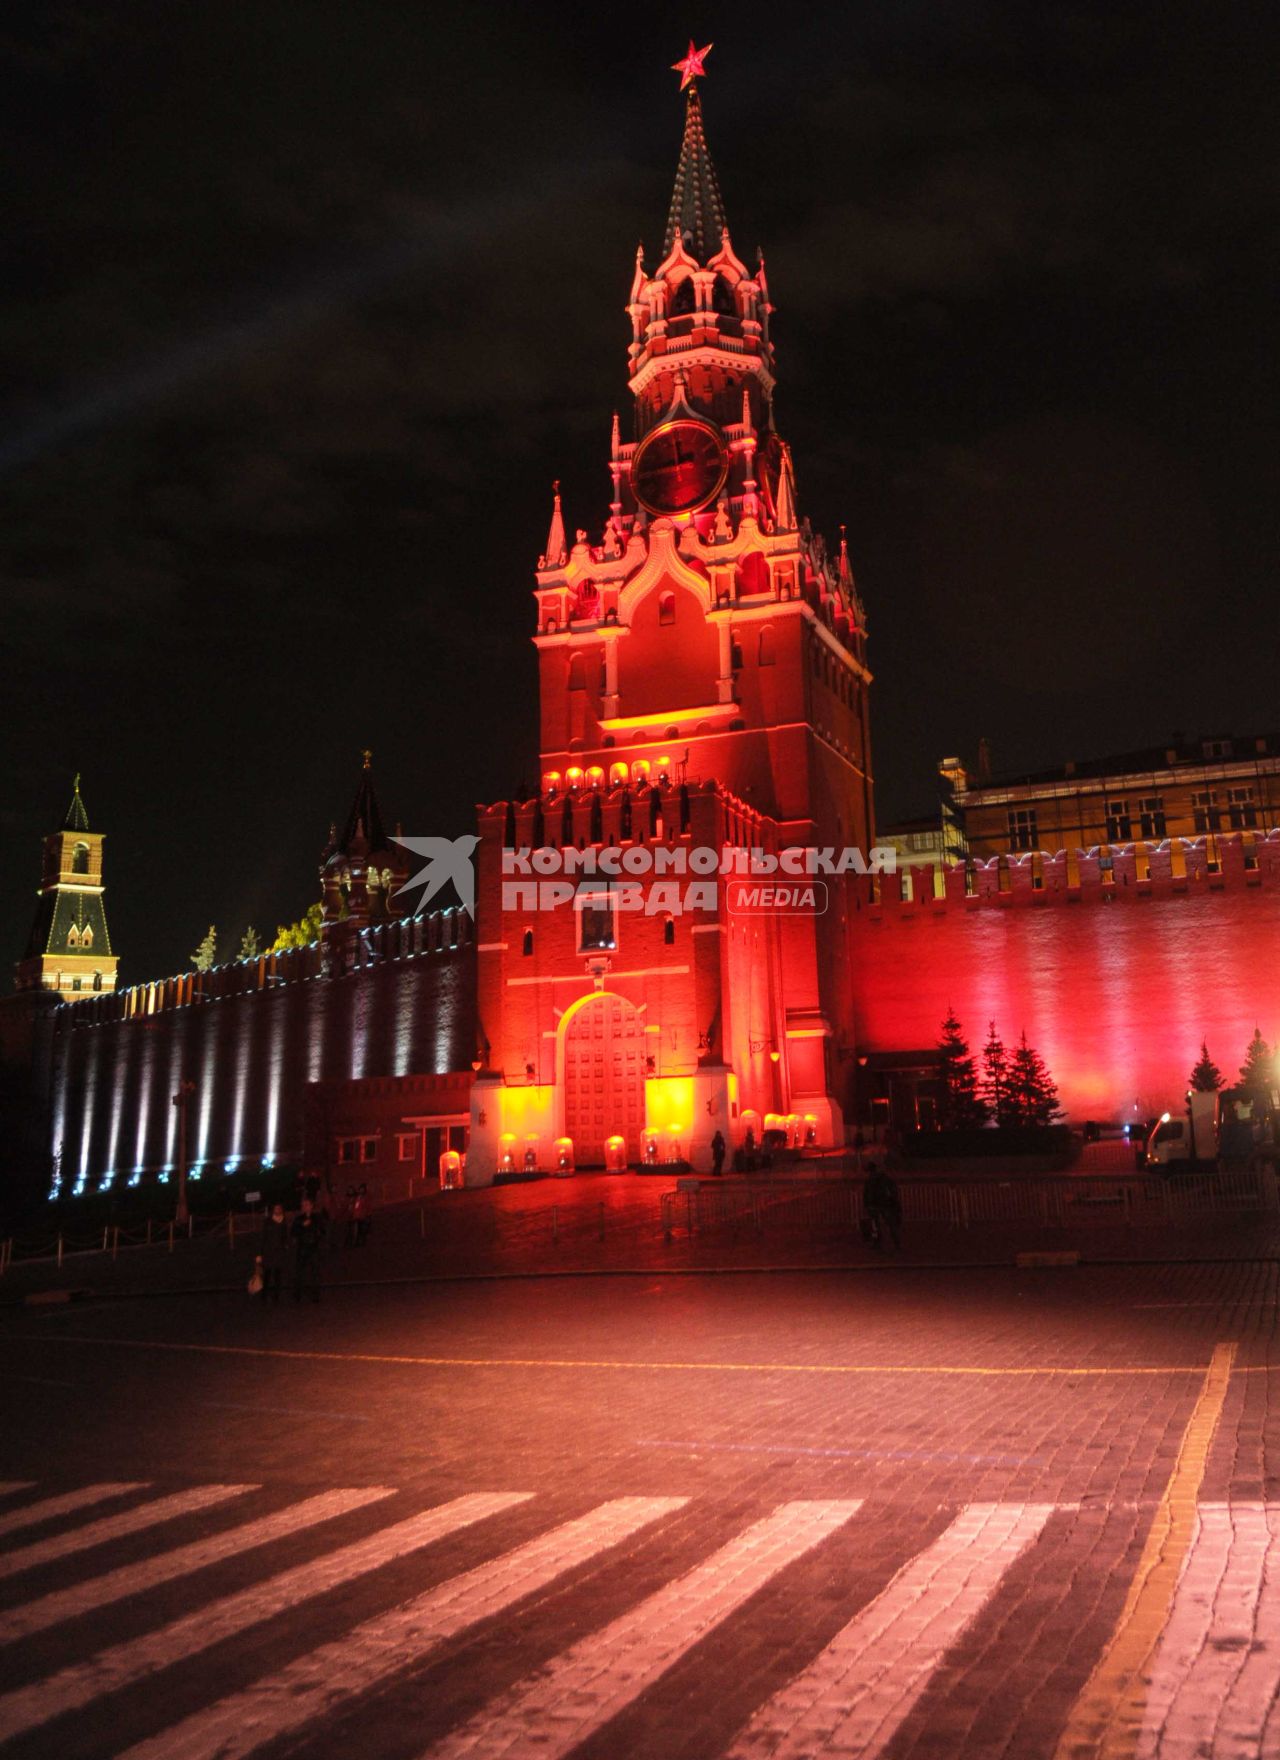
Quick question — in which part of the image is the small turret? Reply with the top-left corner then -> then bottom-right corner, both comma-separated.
16,776 -> 119,995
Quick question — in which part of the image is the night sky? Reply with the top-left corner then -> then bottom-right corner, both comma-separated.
3,1 -> 1275,983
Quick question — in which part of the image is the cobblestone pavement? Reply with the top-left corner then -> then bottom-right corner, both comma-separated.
0,1258 -> 1278,1757
6,1171 -> 1280,1305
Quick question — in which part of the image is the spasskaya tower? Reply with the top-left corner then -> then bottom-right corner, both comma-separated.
469,46 -> 874,1178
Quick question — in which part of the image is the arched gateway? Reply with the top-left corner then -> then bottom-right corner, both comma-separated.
561,993 -> 646,1165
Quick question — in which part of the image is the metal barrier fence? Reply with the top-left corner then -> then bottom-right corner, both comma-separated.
660,1166 -> 1280,1238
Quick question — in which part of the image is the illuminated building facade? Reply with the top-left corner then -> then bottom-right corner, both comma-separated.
949,733 -> 1280,858
469,69 -> 872,1175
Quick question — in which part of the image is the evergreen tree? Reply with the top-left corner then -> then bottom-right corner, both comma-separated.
936,1010 -> 988,1128
1189,1041 -> 1223,1093
980,1021 -> 1010,1126
271,901 -> 326,953
1008,1031 -> 1062,1126
1239,1027 -> 1274,1101
190,925 -> 217,972
237,927 -> 261,961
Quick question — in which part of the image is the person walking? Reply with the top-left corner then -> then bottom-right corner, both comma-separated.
290,1197 -> 326,1302
710,1130 -> 726,1177
259,1202 -> 289,1303
862,1164 -> 902,1251
353,1183 -> 371,1247
332,1185 -> 354,1251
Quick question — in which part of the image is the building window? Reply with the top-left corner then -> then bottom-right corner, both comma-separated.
92,971 -> 102,991
757,626 -> 775,666
1007,808 -> 1038,852
1203,738 -> 1233,759
338,1136 -> 377,1164
1138,796 -> 1166,838
568,654 -> 586,691
72,843 -> 90,874
72,976 -> 82,991
397,1134 -> 419,1163
663,916 -> 675,946
577,888 -> 617,952
1228,787 -> 1258,829
659,593 -> 676,626
1192,790 -> 1220,834
522,928 -> 534,956
67,926 -> 80,947
1105,800 -> 1131,841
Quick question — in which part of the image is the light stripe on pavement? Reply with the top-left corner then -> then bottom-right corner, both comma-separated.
117,1497 -> 688,1760
0,1487 -> 392,1645
421,1500 -> 864,1760
0,1483 -> 147,1541
0,1491 -> 528,1742
0,1484 -> 254,1580
1138,1502 -> 1280,1759
724,1502 -> 1055,1759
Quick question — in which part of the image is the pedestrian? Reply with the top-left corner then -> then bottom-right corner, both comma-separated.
332,1185 -> 353,1250
710,1129 -> 726,1177
853,1127 -> 865,1173
353,1183 -> 371,1247
259,1201 -> 288,1303
744,1126 -> 757,1173
290,1197 -> 326,1302
862,1163 -> 902,1251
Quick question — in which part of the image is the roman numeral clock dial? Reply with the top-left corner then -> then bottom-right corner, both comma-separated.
630,418 -> 729,517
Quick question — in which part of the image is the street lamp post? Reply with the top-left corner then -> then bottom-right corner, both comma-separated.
172,1080 -> 195,1224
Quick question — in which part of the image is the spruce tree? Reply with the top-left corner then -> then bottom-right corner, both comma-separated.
981,1021 -> 1010,1127
937,1010 -> 988,1128
1008,1031 -> 1062,1126
1188,1041 -> 1223,1093
237,927 -> 261,961
1239,1027 -> 1274,1101
190,925 -> 217,972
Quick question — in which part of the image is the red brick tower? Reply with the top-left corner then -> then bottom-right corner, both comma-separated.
469,51 -> 873,1177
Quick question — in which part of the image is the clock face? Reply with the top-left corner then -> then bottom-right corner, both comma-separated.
631,419 -> 728,516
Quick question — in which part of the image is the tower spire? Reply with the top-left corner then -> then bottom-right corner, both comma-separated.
663,75 -> 727,262
541,480 -> 566,569
63,773 -> 89,833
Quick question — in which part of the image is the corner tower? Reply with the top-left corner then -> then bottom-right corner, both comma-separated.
16,777 -> 119,995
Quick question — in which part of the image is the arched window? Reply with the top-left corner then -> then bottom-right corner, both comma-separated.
522,928 -> 534,957
659,592 -> 676,626
92,971 -> 103,991
669,276 -> 696,316
66,925 -> 80,947
81,925 -> 93,947
758,626 -> 776,666
72,843 -> 89,874
609,761 -> 629,787
663,916 -> 676,946
712,275 -> 736,317
568,654 -> 586,691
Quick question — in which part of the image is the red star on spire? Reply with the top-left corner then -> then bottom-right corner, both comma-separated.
672,40 -> 713,90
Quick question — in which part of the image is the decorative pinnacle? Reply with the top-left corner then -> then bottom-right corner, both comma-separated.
672,40 -> 713,89
362,748 -> 373,770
